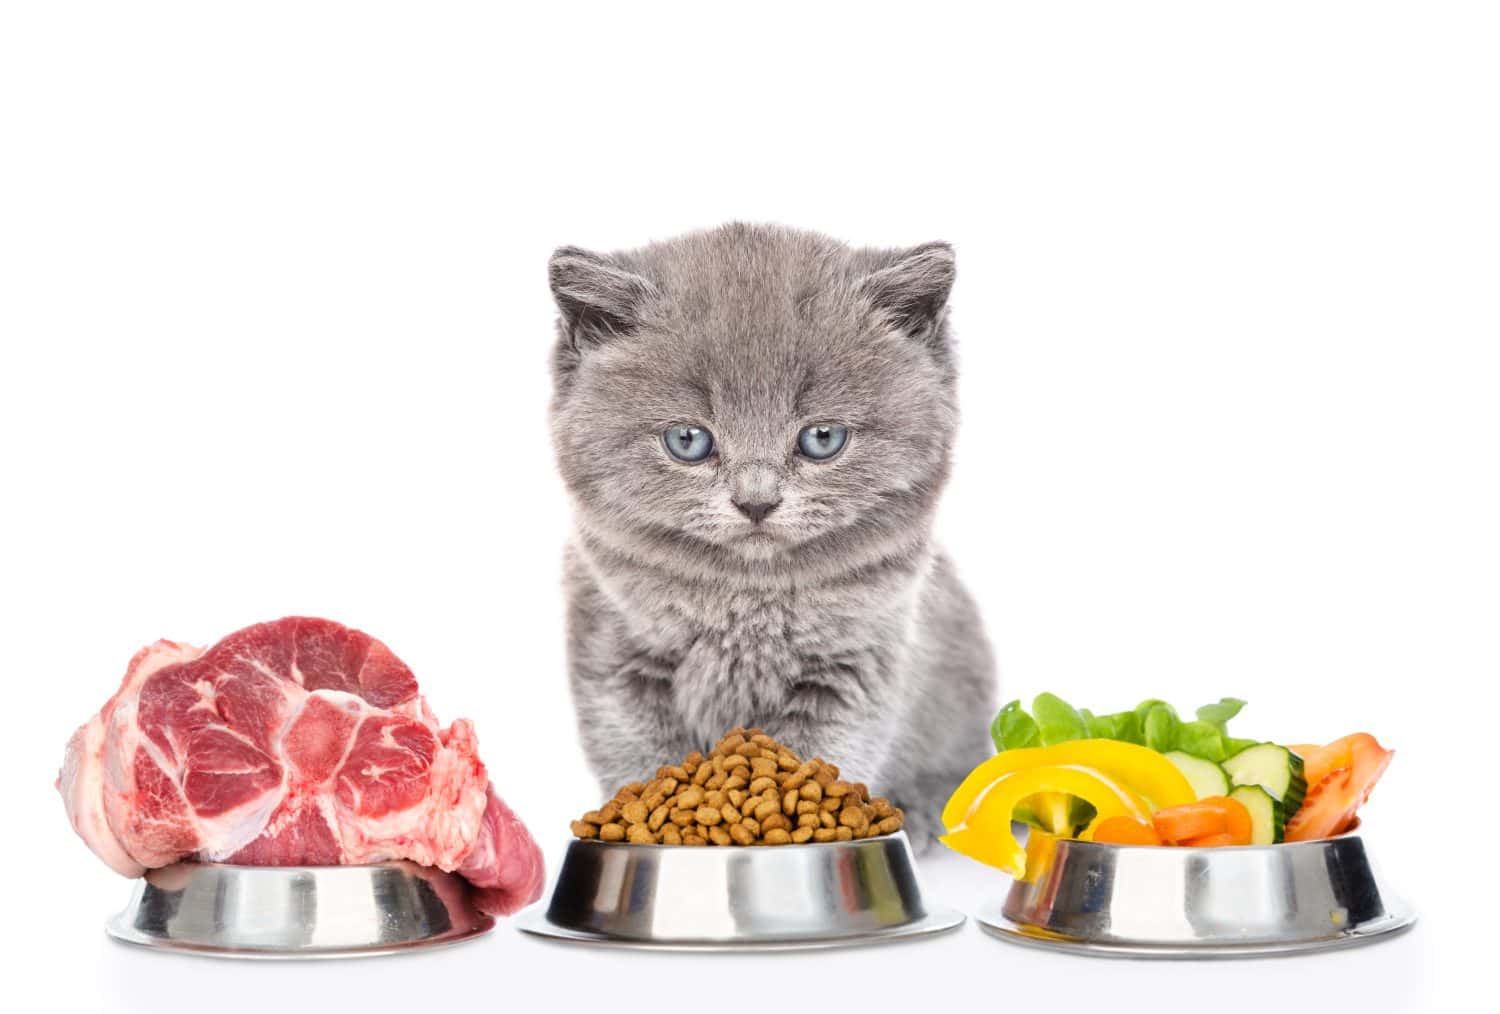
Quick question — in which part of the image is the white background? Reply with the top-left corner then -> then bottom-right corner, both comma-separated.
2,2 -> 1495,1010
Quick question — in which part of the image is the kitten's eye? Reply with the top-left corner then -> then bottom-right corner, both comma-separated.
662,425 -> 715,463
797,423 -> 848,461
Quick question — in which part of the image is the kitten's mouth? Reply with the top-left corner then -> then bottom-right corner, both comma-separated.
731,516 -> 831,550
732,525 -> 785,551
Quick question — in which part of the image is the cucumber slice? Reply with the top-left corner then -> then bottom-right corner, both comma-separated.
1223,743 -> 1307,814
1229,785 -> 1286,844
1165,751 -> 1230,800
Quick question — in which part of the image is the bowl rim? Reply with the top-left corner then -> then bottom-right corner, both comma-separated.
145,859 -> 465,875
561,829 -> 912,852
1039,819 -> 1365,854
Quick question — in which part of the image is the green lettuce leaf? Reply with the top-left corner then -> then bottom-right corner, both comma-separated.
987,694 -> 1265,758
1142,703 -> 1179,752
1033,692 -> 1089,745
1224,736 -> 1260,757
1174,720 -> 1228,761
1196,697 -> 1247,727
991,699 -> 1041,752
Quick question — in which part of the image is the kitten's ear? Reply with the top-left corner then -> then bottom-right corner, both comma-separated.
548,245 -> 661,351
857,241 -> 955,346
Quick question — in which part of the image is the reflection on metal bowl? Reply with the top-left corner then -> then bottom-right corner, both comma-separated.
106,861 -> 496,959
517,831 -> 963,951
979,826 -> 1416,958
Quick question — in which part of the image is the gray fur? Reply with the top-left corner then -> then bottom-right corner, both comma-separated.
547,223 -> 997,846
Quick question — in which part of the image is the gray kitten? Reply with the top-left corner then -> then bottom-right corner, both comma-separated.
547,223 -> 996,846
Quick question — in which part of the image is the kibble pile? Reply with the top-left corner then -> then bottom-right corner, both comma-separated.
571,728 -> 905,846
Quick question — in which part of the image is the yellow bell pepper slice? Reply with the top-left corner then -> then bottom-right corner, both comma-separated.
941,739 -> 1194,830
939,764 -> 1152,878
1020,828 -> 1060,885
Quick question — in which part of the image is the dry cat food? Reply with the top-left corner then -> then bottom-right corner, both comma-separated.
571,728 -> 905,846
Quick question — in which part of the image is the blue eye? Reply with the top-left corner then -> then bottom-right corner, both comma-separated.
662,425 -> 715,463
797,424 -> 848,461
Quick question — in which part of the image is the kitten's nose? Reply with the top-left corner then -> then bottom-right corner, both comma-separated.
733,498 -> 781,523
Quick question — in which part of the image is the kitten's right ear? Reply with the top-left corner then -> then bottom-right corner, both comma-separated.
857,241 -> 956,349
548,246 -> 660,353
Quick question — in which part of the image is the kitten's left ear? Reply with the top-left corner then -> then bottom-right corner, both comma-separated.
857,241 -> 955,347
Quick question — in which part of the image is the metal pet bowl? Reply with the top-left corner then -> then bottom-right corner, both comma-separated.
106,861 -> 496,959
516,831 -> 963,951
978,825 -> 1416,958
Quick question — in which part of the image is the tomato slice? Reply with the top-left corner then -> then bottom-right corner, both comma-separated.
1285,734 -> 1394,842
1296,735 -> 1354,788
1285,767 -> 1355,841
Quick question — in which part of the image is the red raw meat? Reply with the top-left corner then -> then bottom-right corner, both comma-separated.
58,617 -> 544,915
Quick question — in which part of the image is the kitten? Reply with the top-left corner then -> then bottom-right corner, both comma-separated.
547,223 -> 997,846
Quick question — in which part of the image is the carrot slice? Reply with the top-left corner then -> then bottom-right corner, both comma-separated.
1154,797 -> 1251,845
1093,816 -> 1162,845
1181,832 -> 1237,847
1153,802 -> 1228,844
1201,795 -> 1253,845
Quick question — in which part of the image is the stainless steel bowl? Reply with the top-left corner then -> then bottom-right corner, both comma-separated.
978,827 -> 1416,958
106,861 -> 496,959
516,831 -> 964,950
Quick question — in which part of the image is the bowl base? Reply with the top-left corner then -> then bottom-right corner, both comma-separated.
104,861 -> 497,960
976,900 -> 1417,959
105,916 -> 496,960
531,832 -> 960,950
516,905 -> 965,952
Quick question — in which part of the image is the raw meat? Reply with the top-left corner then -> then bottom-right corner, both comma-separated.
58,617 -> 544,916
